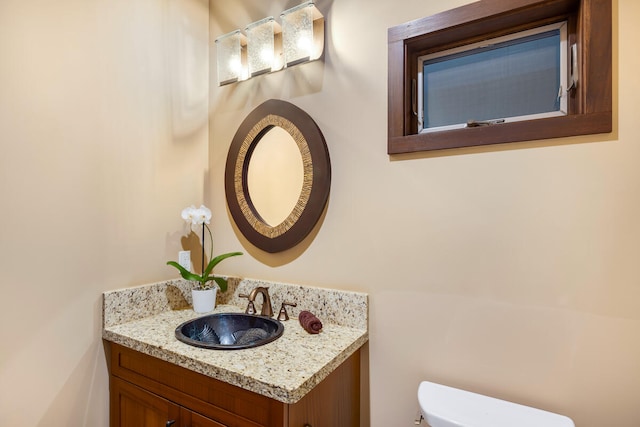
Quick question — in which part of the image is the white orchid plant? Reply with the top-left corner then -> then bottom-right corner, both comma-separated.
167,205 -> 242,292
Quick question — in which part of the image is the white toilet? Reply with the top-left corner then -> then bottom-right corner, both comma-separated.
417,381 -> 575,427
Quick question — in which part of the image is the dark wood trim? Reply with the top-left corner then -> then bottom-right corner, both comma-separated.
388,0 -> 579,43
389,112 -> 612,154
388,0 -> 612,154
582,0 -> 613,114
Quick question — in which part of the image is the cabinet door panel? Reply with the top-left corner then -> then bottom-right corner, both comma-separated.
189,410 -> 228,427
111,376 -> 180,427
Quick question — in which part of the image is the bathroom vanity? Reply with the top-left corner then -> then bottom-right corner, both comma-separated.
103,278 -> 368,427
108,342 -> 360,426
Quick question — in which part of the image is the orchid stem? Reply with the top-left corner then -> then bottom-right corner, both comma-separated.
201,223 -> 205,274
205,224 -> 213,261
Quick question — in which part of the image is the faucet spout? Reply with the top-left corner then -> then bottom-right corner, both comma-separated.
248,287 -> 273,317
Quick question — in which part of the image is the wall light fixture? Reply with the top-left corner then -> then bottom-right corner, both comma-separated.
215,1 -> 324,86
246,17 -> 283,77
281,1 -> 324,67
215,30 -> 247,85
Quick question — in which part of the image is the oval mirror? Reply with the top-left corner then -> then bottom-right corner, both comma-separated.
225,99 -> 331,253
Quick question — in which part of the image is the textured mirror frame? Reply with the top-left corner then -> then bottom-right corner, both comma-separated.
225,100 -> 331,253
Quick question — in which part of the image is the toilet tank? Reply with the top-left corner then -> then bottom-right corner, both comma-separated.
418,381 -> 575,427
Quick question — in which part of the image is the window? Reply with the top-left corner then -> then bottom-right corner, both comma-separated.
388,0 -> 612,154
419,22 -> 568,132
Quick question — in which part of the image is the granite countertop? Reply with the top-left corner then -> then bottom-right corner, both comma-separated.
102,278 -> 368,404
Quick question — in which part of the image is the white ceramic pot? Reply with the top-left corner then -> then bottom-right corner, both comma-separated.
192,288 -> 217,313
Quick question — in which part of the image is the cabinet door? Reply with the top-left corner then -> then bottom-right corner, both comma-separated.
111,376 -> 180,427
187,410 -> 228,427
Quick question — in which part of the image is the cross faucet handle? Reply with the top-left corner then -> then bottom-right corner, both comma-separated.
239,293 -> 256,315
277,301 -> 297,321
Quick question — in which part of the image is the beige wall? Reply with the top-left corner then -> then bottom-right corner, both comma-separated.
0,0 -> 210,425
1,0 -> 638,426
210,0 -> 640,427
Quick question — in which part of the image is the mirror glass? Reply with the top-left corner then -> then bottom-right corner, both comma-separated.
247,126 -> 304,226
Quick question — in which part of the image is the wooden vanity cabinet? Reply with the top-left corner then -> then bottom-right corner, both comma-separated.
107,342 -> 360,427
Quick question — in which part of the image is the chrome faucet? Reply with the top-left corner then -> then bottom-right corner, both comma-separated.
247,287 -> 273,317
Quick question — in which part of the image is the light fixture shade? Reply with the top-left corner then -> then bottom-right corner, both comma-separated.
280,1 -> 324,67
245,17 -> 283,76
215,30 -> 247,86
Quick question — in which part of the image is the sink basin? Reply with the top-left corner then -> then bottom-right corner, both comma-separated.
175,313 -> 284,350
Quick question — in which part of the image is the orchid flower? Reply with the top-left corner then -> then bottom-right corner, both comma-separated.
181,205 -> 211,229
168,204 -> 242,291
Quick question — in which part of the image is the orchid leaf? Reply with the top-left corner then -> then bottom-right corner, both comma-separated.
166,261 -> 204,283
213,276 -> 229,293
203,251 -> 243,278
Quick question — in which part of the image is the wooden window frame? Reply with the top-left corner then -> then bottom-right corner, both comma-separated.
387,0 -> 612,154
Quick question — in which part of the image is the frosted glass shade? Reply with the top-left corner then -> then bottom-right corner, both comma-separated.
215,30 -> 246,86
246,17 -> 283,76
280,1 -> 324,67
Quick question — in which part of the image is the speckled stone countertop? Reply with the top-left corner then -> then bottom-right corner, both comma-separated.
102,278 -> 368,404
